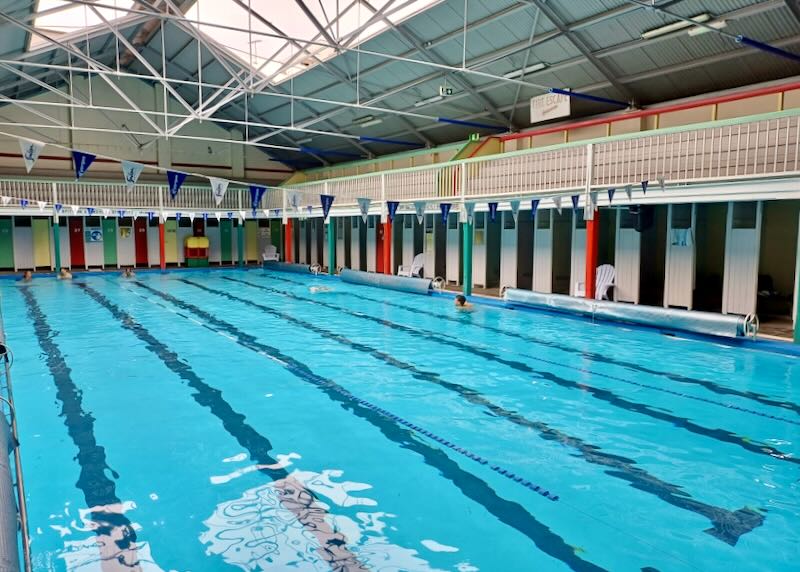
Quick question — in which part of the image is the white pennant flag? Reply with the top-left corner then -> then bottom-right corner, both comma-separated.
70,205 -> 80,215
357,197 -> 371,222
239,210 -> 246,221
188,212 -> 196,222
413,201 -> 426,225
287,191 -> 302,211
262,209 -> 270,218
102,208 -> 111,218
121,160 -> 145,192
19,138 -> 45,173
461,202 -> 476,224
553,196 -> 563,215
132,211 -> 140,219
214,212 -> 222,221
585,191 -> 598,221
509,200 -> 521,223
1,196 -> 10,206
37,200 -> 47,212
209,177 -> 229,206
624,184 -> 632,201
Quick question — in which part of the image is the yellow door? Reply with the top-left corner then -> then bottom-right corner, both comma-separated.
164,220 -> 178,263
245,220 -> 258,262
32,218 -> 51,269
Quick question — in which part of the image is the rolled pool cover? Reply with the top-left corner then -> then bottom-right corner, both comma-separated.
340,269 -> 432,295
263,261 -> 313,274
503,289 -> 757,338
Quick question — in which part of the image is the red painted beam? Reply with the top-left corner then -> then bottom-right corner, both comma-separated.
158,221 -> 166,271
585,212 -> 599,299
284,219 -> 293,263
382,221 -> 393,274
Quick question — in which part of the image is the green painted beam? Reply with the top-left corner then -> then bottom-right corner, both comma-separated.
462,221 -> 473,296
237,222 -> 245,267
52,219 -> 61,272
328,218 -> 336,275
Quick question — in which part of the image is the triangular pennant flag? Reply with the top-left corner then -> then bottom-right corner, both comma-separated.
188,212 -> 196,222
54,203 -> 63,213
87,207 -> 95,215
553,196 -> 562,214
37,200 -> 46,212
641,180 -> 649,195
1,196 -> 10,206
168,170 -> 187,200
20,199 -> 28,209
132,211 -> 140,219
250,185 -> 267,214
387,201 -> 400,223
463,202 -> 476,224
121,160 -> 144,192
658,177 -> 665,191
440,203 -> 452,224
203,212 -> 209,221
509,200 -> 520,223
19,138 -> 44,173
585,192 -> 598,220
414,201 -> 427,224
571,194 -> 580,212
215,212 -> 222,221
319,195 -> 336,220
209,177 -> 229,206
274,209 -> 281,218
175,212 -> 182,221
357,197 -> 371,222
590,191 -> 598,208
624,184 -> 632,201
101,208 -> 110,218
72,150 -> 96,180
262,209 -> 269,218
147,211 -> 155,221
239,210 -> 247,221
70,205 -> 80,215
531,199 -> 540,219
488,202 -> 498,222
608,188 -> 616,204
287,191 -> 302,211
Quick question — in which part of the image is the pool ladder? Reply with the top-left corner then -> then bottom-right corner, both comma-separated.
0,336 -> 32,572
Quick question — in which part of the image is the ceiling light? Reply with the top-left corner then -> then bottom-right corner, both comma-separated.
359,118 -> 383,128
641,13 -> 710,40
503,63 -> 547,79
296,137 -> 313,144
414,95 -> 444,107
353,115 -> 376,125
687,19 -> 727,36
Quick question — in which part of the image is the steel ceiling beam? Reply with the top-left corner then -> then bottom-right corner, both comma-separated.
293,0 -> 340,48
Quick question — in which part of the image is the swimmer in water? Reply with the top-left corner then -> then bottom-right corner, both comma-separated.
309,286 -> 332,294
21,270 -> 32,282
58,268 -> 72,280
122,267 -> 135,278
454,294 -> 473,310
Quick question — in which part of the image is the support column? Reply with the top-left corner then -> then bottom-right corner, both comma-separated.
158,220 -> 166,270
382,221 -> 392,274
585,210 -> 600,299
462,220 -> 473,296
52,217 -> 61,272
328,218 -> 336,274
237,219 -> 245,267
284,219 -> 293,263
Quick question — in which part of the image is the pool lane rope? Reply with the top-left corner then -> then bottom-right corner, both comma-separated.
120,282 -> 559,502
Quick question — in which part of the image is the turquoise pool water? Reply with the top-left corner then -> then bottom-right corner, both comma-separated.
1,269 -> 798,571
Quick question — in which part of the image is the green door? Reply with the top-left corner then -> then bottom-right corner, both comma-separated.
270,219 -> 282,258
220,219 -> 232,263
102,218 -> 118,267
0,218 -> 12,269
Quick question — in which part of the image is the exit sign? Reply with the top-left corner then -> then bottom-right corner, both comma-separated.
530,91 -> 571,124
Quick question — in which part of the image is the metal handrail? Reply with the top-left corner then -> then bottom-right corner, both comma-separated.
0,306 -> 31,572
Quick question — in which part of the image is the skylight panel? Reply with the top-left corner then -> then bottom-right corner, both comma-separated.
30,0 -> 135,50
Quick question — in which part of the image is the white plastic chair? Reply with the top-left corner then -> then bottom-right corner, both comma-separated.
398,253 -> 424,277
262,244 -> 279,262
574,264 -> 616,300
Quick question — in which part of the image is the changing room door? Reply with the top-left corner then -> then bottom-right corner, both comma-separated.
722,201 -> 762,316
499,211 -> 517,290
32,218 -> 51,269
446,212 -> 460,283
570,211 -> 587,296
0,218 -> 12,269
163,219 -> 177,264
134,218 -> 148,266
664,203 -> 696,309
220,219 -> 233,263
532,210 -> 553,293
615,209 -> 641,303
102,217 -> 118,267
350,217 -> 361,271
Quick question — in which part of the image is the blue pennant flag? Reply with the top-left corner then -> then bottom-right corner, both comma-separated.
531,199 -> 540,219
387,201 -> 400,223
54,203 -> 63,213
250,186 -> 267,215
167,170 -> 187,200
608,188 -> 616,204
488,202 -> 498,222
202,212 -> 208,221
641,180 -> 649,194
571,194 -> 580,212
176,212 -> 182,221
440,203 -> 452,224
147,211 -> 155,221
320,194 -> 335,220
20,199 -> 28,209
117,209 -> 125,218
227,212 -> 233,220
72,150 -> 96,180
87,207 -> 95,215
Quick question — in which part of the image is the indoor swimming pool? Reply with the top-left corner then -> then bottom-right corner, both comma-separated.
2,269 -> 798,571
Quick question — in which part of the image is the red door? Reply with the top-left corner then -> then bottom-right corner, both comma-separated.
192,217 -> 205,237
134,217 -> 148,267
375,218 -> 384,273
68,217 -> 86,268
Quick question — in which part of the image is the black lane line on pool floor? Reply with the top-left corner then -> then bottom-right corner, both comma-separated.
107,283 -> 616,572
165,280 -> 764,546
226,276 -> 800,469
264,271 -> 800,419
74,284 -> 367,572
20,288 -> 140,561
